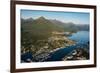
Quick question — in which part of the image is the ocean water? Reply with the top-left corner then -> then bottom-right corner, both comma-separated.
46,31 -> 89,61
21,31 -> 89,62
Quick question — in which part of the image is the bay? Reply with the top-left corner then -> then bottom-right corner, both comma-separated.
46,31 -> 89,61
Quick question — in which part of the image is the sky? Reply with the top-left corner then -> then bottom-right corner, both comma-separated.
21,10 -> 90,24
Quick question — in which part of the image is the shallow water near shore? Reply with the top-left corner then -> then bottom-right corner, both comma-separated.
21,31 -> 89,62
46,31 -> 89,61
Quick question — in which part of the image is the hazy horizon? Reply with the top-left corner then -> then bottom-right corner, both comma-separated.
21,10 -> 90,25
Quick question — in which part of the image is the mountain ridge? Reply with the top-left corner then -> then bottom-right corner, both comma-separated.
21,16 -> 89,34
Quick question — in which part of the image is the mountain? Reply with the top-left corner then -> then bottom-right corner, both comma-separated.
21,16 -> 89,49
61,22 -> 78,32
21,16 -> 64,41
32,16 -> 63,31
21,18 -> 34,24
76,24 -> 89,31
50,20 -> 89,32
22,16 -> 89,32
21,16 -> 89,40
50,19 -> 78,33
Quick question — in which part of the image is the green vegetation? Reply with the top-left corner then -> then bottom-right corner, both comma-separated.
21,16 -> 89,62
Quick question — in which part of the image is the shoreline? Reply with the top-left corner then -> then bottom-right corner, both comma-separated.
50,47 -> 64,53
